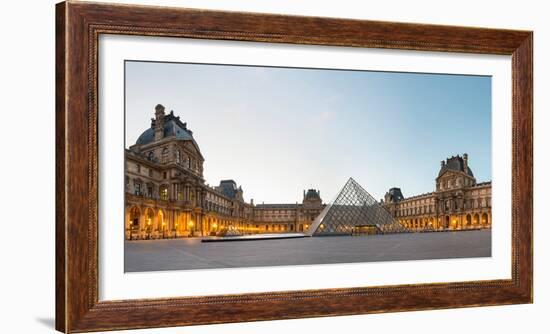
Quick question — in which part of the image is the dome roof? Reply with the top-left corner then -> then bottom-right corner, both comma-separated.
136,112 -> 195,146
304,189 -> 321,200
438,155 -> 474,177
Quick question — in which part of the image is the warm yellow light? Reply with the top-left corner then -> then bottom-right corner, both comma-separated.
213,223 -> 218,229
189,221 -> 194,227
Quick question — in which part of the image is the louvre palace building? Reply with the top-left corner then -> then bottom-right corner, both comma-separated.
125,105 -> 491,240
125,104 -> 324,239
383,154 -> 492,231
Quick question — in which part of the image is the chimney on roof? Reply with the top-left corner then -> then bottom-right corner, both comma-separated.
441,160 -> 445,167
463,153 -> 469,172
154,104 -> 165,141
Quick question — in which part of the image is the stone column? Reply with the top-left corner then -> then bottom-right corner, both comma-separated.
140,208 -> 146,239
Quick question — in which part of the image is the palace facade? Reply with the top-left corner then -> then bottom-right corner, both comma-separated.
383,154 -> 492,231
125,105 -> 324,239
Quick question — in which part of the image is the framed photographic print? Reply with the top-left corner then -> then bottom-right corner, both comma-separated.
56,1 -> 533,332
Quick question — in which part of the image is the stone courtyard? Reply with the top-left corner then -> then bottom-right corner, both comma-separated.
125,229 -> 491,272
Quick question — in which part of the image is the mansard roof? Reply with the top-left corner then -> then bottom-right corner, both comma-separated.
386,187 -> 404,203
136,111 -> 194,145
217,180 -> 243,199
438,155 -> 474,178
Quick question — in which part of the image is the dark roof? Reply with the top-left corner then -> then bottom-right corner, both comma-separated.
136,112 -> 195,145
304,189 -> 321,201
218,180 -> 238,199
386,187 -> 404,202
473,181 -> 491,187
438,155 -> 474,177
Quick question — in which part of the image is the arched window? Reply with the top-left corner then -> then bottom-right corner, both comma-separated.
161,148 -> 169,163
147,151 -> 155,161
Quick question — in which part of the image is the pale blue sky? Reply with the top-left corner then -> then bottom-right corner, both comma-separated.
125,61 -> 491,204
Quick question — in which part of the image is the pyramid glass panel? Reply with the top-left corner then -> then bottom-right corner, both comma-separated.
306,178 -> 407,236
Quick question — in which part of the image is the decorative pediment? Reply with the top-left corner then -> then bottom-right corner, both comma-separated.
183,140 -> 204,160
436,169 -> 463,181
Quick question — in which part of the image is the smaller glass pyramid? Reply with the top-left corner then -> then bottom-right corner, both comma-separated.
306,178 -> 407,236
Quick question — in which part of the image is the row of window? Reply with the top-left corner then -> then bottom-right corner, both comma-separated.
401,198 -> 434,207
205,201 -> 232,216
437,177 -> 473,190
256,213 -> 295,218
397,197 -> 491,217
146,147 -> 202,172
397,205 -> 435,217
128,180 -> 169,201
132,163 -> 169,180
205,193 -> 232,207
135,164 -> 154,177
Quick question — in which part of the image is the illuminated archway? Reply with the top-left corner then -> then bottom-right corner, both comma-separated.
128,206 -> 140,233
473,213 -> 480,226
144,208 -> 155,237
157,209 -> 166,236
466,214 -> 472,226
450,215 -> 459,229
481,212 -> 489,226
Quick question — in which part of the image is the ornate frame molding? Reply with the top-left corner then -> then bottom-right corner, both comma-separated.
56,1 -> 532,332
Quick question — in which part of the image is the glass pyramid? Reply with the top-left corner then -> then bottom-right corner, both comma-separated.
306,177 -> 406,236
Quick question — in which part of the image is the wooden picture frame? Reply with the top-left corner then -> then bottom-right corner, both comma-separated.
56,1 -> 533,332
